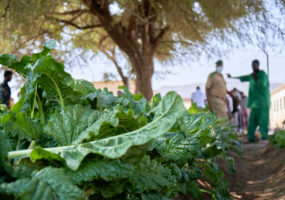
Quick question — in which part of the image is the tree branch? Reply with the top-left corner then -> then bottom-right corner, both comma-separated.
161,40 -> 193,46
98,35 -> 109,48
152,27 -> 169,48
1,4 -> 10,18
101,49 -> 128,86
53,18 -> 102,30
54,9 -> 89,16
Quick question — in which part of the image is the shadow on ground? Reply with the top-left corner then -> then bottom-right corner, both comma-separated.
223,137 -> 285,200
177,135 -> 285,200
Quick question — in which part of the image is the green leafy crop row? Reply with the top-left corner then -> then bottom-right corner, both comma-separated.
0,41 -> 241,200
270,130 -> 285,148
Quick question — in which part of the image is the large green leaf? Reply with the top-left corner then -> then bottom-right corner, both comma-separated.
0,40 -> 56,77
70,79 -> 96,96
152,131 -> 202,165
8,92 -> 185,170
29,56 -> 79,108
0,54 -> 17,68
66,157 -> 134,184
83,89 -> 118,110
152,132 -> 189,164
0,167 -> 84,200
117,86 -> 149,115
73,108 -> 120,144
181,112 -> 216,134
3,112 -> 42,141
45,104 -> 148,146
129,156 -> 176,193
44,105 -> 100,145
141,193 -> 172,200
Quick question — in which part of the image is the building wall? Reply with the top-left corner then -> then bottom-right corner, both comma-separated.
270,84 -> 285,128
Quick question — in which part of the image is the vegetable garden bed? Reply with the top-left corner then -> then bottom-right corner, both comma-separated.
0,42 -> 241,200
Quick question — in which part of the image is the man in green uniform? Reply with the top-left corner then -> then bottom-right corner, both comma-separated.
206,60 -> 228,118
227,60 -> 270,142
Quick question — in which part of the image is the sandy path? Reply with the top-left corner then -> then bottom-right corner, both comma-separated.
227,140 -> 285,200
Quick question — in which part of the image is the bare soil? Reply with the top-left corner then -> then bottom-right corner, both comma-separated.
178,135 -> 285,200
224,137 -> 285,200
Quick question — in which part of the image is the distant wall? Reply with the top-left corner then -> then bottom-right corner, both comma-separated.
270,83 -> 285,129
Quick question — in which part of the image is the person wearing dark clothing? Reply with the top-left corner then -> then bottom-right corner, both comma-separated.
228,60 -> 270,142
230,88 -> 242,132
0,71 -> 13,109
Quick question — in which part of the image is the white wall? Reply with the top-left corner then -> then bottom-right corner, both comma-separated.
270,86 -> 285,128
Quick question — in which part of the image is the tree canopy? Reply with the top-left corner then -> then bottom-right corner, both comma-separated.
1,0 -> 285,99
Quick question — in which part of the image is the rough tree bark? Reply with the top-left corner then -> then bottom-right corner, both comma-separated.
129,46 -> 154,100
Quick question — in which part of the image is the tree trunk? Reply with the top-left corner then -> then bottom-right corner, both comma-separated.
130,50 -> 154,100
84,0 -> 167,100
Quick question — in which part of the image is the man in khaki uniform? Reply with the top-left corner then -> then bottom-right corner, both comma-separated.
206,60 -> 228,118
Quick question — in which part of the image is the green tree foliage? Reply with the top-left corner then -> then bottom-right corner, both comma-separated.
1,0 -> 284,99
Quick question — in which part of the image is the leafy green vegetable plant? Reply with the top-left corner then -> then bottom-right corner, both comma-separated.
270,130 -> 285,148
0,42 -> 240,200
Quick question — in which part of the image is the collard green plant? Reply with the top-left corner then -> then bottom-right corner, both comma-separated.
0,44 -> 240,200
270,130 -> 285,148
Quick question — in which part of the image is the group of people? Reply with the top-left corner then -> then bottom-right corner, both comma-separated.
191,85 -> 249,133
191,59 -> 270,143
226,88 -> 249,133
1,59 -> 271,143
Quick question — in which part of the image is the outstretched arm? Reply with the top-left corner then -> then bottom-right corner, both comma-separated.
227,74 -> 239,79
227,74 -> 251,82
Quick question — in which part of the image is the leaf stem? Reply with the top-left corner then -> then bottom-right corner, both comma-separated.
36,90 -> 45,125
8,149 -> 32,158
7,145 -> 71,159
45,73 -> 64,109
31,84 -> 38,119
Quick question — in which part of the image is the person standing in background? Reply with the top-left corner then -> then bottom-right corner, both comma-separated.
206,60 -> 228,118
240,92 -> 249,132
231,88 -> 242,132
191,86 -> 206,108
0,71 -> 13,109
227,60 -> 270,143
226,93 -> 233,119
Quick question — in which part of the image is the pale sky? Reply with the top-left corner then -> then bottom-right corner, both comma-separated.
67,45 -> 285,89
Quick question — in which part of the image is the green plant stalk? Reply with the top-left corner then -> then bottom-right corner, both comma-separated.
7,149 -> 31,159
16,135 -> 21,150
45,73 -> 64,109
36,90 -> 45,125
31,84 -> 38,119
7,145 -> 68,159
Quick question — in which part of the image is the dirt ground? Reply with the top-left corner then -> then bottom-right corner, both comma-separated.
177,134 -> 285,200
224,136 -> 285,200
